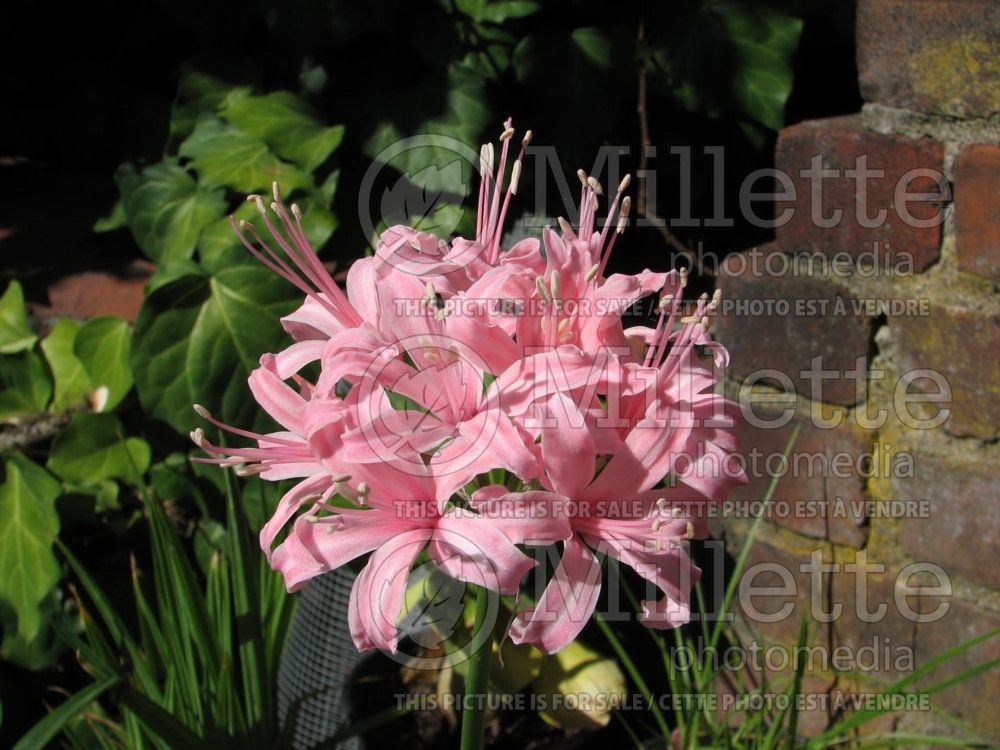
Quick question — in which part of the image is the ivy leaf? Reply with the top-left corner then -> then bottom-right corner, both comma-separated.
179,117 -> 312,194
74,317 -> 133,412
221,91 -> 345,172
170,65 -> 251,143
364,63 -> 490,195
0,455 -> 61,640
92,199 -> 126,233
47,413 -> 150,486
131,266 -> 298,435
0,281 -> 37,354
39,319 -> 93,412
0,351 -> 52,420
714,3 -> 803,130
116,161 -> 228,264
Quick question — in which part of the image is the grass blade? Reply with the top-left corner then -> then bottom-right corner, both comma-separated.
13,675 -> 120,750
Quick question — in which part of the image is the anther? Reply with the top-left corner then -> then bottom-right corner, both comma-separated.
193,404 -> 210,419
522,130 -> 533,146
618,174 -> 632,193
510,160 -> 522,195
500,127 -> 515,141
557,217 -> 574,235
577,168 -> 588,187
587,176 -> 603,195
585,263 -> 600,282
535,276 -> 553,303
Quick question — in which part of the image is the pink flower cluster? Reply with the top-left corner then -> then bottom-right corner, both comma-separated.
194,119 -> 747,655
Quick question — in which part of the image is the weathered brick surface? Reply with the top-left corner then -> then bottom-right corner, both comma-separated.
727,406 -> 872,547
774,115 -> 946,271
913,598 -> 1000,740
894,454 -> 1000,590
725,533 -> 919,683
892,305 -> 1000,440
716,248 -> 874,406
29,262 -> 151,323
954,144 -> 1000,282
857,0 -> 1000,119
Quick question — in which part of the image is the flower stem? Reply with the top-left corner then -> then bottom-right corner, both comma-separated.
459,585 -> 493,750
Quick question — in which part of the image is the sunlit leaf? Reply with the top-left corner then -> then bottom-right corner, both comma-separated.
0,351 -> 52,420
116,161 -> 228,264
0,455 -> 61,640
74,317 -> 133,411
0,281 -> 37,354
222,91 -> 345,172
40,319 -> 92,413
47,413 -> 150,486
180,117 -> 312,194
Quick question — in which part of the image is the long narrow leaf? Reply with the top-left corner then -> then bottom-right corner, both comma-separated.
14,676 -> 121,750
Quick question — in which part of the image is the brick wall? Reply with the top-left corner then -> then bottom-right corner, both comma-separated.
711,0 -> 1000,741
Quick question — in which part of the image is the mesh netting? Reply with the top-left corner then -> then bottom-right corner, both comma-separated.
278,568 -> 364,749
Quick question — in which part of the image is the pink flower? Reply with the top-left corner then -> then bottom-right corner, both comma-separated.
195,118 -> 747,655
274,487 -> 569,652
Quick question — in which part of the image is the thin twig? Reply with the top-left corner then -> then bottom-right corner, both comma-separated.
636,19 -> 710,276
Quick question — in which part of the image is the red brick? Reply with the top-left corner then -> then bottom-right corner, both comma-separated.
720,534 -> 920,683
728,406 -> 872,547
774,115 -> 945,271
29,261 -> 152,323
715,247 -> 874,405
857,0 -> 1000,119
892,305 -> 1000,440
912,598 -> 1000,740
954,144 -> 1000,282
894,453 -> 1000,591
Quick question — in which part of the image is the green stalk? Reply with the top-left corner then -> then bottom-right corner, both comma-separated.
594,612 -> 673,742
459,585 -> 493,750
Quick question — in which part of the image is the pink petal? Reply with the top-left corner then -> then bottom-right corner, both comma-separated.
260,474 -> 332,561
348,528 -> 431,652
509,536 -> 602,653
429,509 -> 538,595
539,393 -> 595,497
248,362 -> 308,434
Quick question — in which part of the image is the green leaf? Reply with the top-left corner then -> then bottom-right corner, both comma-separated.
93,199 -> 127,233
0,455 -> 61,640
74,317 -> 133,411
471,0 -> 540,24
714,3 -> 803,130
170,65 -> 250,143
0,281 -> 37,354
364,63 -> 490,195
117,161 -> 228,264
40,319 -> 93,412
221,91 -> 345,172
47,413 -> 151,486
12,674 -> 120,750
131,267 -> 298,435
0,351 -> 52,420
179,117 -> 312,194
